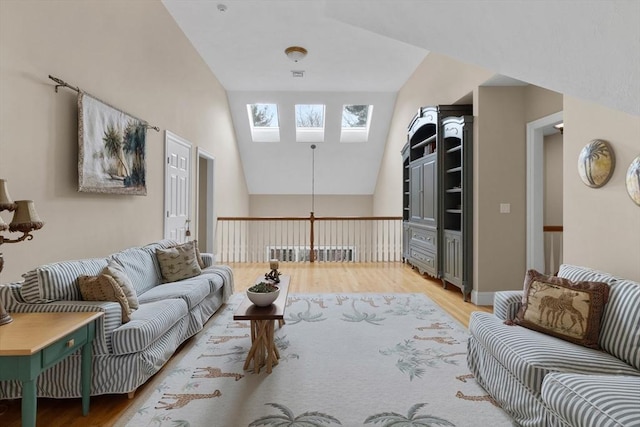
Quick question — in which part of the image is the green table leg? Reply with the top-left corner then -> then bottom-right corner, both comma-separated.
81,342 -> 92,415
22,378 -> 36,427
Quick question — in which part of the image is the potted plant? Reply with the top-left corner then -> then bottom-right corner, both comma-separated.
246,281 -> 280,306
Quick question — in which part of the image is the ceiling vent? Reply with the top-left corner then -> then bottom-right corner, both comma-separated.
291,70 -> 305,78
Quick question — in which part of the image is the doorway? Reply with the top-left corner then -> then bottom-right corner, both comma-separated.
526,111 -> 563,272
196,148 -> 215,253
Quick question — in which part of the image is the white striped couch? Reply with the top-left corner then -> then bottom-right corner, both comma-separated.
0,239 -> 234,398
468,264 -> 640,427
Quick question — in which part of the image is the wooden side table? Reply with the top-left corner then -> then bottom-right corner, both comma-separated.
0,311 -> 103,427
234,276 -> 289,374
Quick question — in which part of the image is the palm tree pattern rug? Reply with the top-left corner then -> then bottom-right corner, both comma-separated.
116,293 -> 514,427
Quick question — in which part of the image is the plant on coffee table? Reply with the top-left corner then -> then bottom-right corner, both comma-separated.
248,282 -> 278,293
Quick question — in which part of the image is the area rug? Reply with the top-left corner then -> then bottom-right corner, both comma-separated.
116,293 -> 514,426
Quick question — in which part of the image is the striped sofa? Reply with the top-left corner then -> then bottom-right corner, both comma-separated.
468,264 -> 640,427
0,239 -> 234,399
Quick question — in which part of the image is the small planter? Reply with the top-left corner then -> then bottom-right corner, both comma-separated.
247,282 -> 280,307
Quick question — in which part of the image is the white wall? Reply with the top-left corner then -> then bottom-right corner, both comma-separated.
563,97 -> 640,280
0,1 -> 249,282
250,195 -> 372,217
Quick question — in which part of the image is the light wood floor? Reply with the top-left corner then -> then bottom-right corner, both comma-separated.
0,262 -> 491,427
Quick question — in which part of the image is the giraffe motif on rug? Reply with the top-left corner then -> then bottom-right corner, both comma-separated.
413,335 -> 459,345
191,367 -> 244,381
207,334 -> 249,344
286,296 -> 301,307
155,390 -> 222,410
383,295 -> 396,305
311,297 -> 328,308
417,322 -> 452,330
361,296 -> 379,307
456,373 -> 475,383
228,321 -> 250,329
456,391 -> 499,407
336,295 -> 349,305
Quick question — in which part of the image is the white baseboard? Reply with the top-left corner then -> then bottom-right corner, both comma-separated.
471,290 -> 495,306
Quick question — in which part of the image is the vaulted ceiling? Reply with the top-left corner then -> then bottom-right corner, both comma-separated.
162,0 -> 639,195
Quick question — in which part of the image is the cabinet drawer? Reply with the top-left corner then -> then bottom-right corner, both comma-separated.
410,227 -> 437,250
42,327 -> 88,368
409,245 -> 437,276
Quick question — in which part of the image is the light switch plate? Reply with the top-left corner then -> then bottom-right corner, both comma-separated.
500,203 -> 511,214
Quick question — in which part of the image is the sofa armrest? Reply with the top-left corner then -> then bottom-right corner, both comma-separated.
0,282 -> 26,309
8,300 -> 123,355
200,253 -> 215,268
493,291 -> 523,321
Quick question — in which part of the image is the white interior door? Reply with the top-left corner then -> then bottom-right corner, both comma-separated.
165,131 -> 192,243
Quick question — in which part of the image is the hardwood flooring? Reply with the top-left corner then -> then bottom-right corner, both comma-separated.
0,262 -> 492,427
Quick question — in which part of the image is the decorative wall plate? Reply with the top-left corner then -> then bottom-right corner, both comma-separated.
626,156 -> 640,206
577,139 -> 615,188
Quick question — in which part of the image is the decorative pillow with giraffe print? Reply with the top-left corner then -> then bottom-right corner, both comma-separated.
515,269 -> 610,349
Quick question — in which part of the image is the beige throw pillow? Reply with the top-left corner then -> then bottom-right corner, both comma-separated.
156,240 -> 202,282
78,274 -> 132,323
514,269 -> 609,349
101,260 -> 139,310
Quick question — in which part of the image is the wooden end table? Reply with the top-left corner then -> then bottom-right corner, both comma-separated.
234,275 -> 290,374
0,311 -> 103,427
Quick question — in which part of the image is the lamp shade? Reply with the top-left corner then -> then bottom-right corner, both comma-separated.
9,200 -> 44,232
0,179 -> 17,211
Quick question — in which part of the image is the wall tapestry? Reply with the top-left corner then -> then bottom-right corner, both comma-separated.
626,156 -> 640,207
577,139 -> 615,188
78,93 -> 147,195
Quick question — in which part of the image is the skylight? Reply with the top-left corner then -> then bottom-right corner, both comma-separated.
340,104 -> 372,143
247,103 -> 280,142
295,104 -> 325,143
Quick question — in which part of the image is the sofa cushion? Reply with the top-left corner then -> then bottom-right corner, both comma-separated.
199,269 -> 226,293
515,269 -> 609,349
542,373 -> 640,427
599,279 -> 640,370
110,247 -> 161,295
138,279 -> 210,310
558,264 -> 640,370
156,241 -> 202,282
101,260 -> 139,310
110,298 -> 188,355
469,312 -> 639,396
142,238 -> 179,276
557,264 -> 618,286
78,274 -> 132,323
20,258 -> 108,303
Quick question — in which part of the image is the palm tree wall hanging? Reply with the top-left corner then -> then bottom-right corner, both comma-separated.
577,139 -> 615,188
78,93 -> 149,195
625,156 -> 640,206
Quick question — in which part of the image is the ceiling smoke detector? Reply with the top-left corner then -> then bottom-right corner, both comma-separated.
284,46 -> 308,62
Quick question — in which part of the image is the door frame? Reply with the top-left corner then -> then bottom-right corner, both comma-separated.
526,111 -> 563,272
196,147 -> 215,253
164,130 -> 192,240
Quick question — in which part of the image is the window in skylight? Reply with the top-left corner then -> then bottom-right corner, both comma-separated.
340,104 -> 372,143
247,103 -> 280,142
295,104 -> 325,143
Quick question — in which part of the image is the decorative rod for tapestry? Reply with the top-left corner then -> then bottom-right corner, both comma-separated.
47,75 -> 160,132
